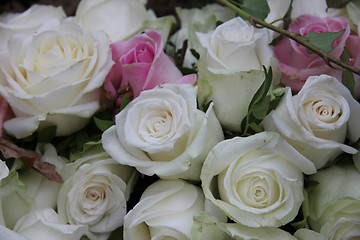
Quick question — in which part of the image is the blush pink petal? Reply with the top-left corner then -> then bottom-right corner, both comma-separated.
274,14 -> 353,93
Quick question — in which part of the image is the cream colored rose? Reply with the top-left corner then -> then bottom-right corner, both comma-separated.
0,20 -> 113,138
261,74 -> 360,169
57,144 -> 137,240
196,17 -> 279,132
169,4 -> 235,68
201,132 -> 316,227
13,208 -> 87,240
0,5 -> 65,51
74,0 -> 148,42
124,179 -> 206,240
307,163 -> 360,239
102,84 -> 224,180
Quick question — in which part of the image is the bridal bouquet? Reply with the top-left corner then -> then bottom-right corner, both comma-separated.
0,0 -> 359,239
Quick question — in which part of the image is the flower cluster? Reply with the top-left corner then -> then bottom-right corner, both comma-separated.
0,0 -> 359,240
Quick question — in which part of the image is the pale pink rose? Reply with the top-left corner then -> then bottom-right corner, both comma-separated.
274,14 -> 360,93
104,30 -> 196,111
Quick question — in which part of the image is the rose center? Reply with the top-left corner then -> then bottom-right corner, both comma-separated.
304,99 -> 341,124
146,110 -> 173,138
85,186 -> 105,202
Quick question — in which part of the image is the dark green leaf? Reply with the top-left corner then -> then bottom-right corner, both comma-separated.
303,29 -> 345,54
269,0 -> 293,46
37,126 -> 57,143
340,47 -> 350,63
342,70 -> 356,98
341,48 -> 356,98
326,0 -> 351,8
119,93 -> 130,111
283,0 -> 293,30
249,122 -> 263,133
190,49 -> 200,60
242,0 -> 270,21
94,117 -> 115,132
252,95 -> 270,120
55,135 -> 75,154
249,66 -> 272,107
178,66 -> 198,75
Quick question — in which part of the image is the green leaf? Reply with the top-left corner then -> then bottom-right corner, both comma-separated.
249,66 -> 272,107
303,29 -> 345,54
252,95 -> 270,120
326,0 -> 351,8
119,93 -> 130,111
340,46 -> 350,63
94,117 -> 115,132
242,0 -> 270,21
37,125 -> 57,143
342,70 -> 356,98
249,122 -> 263,133
190,48 -> 200,60
269,0 -> 293,46
341,48 -> 356,98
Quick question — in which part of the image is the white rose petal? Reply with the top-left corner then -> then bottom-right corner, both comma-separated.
261,74 -> 360,169
307,163 -> 360,240
74,0 -> 148,42
196,17 -> 279,132
169,4 -> 235,68
102,84 -> 224,180
0,21 -> 113,138
0,5 -> 66,51
124,179 -> 205,240
201,131 -> 316,227
57,144 -> 137,239
13,208 -> 87,240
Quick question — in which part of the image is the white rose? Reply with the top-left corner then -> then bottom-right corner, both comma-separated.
192,212 -> 298,240
307,163 -> 360,239
0,225 -> 28,240
0,160 -> 9,226
13,208 -> 87,240
74,0 -> 148,42
261,74 -> 360,169
0,5 -> 66,51
0,20 -> 113,139
201,131 -> 316,227
294,229 -> 328,240
124,179 -> 207,240
169,4 -> 235,67
0,160 -> 8,182
196,17 -> 279,132
57,144 -> 137,240
1,144 -> 64,229
102,84 -> 224,180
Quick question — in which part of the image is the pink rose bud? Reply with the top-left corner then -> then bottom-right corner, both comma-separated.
274,14 -> 360,93
104,30 -> 196,110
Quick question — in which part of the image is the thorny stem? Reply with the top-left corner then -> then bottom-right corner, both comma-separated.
218,0 -> 360,76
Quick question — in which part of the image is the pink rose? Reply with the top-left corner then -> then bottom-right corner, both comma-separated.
104,31 -> 196,112
274,14 -> 360,93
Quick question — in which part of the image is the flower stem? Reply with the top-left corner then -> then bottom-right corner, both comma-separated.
218,0 -> 360,76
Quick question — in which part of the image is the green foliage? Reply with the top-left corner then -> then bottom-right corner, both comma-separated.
94,117 -> 115,132
303,29 -> 345,54
240,67 -> 284,136
241,0 -> 270,21
270,0 -> 293,46
326,0 -> 352,8
37,126 -> 57,143
119,93 -> 131,112
340,47 -> 356,98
